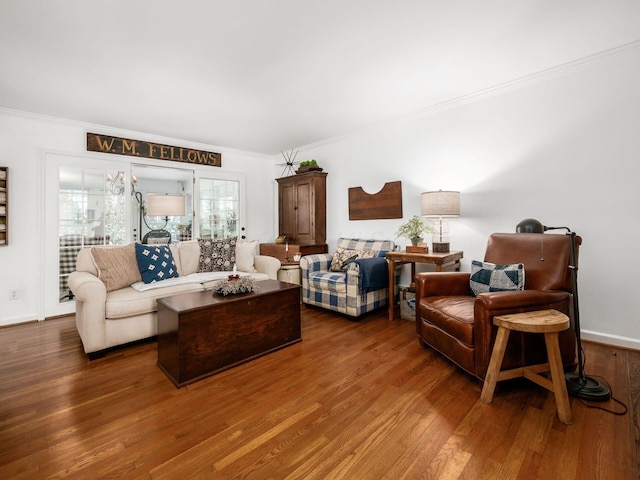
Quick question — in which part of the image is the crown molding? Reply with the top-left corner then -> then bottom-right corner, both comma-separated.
406,39 -> 640,120
0,107 -> 273,160
298,39 -> 640,153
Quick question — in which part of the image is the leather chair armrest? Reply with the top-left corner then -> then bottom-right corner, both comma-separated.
415,272 -> 471,299
474,289 -> 571,314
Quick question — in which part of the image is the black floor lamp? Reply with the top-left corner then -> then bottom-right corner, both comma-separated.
516,218 -> 611,402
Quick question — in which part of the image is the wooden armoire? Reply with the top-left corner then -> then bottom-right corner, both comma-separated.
276,171 -> 327,245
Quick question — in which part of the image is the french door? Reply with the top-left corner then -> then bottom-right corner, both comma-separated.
195,172 -> 246,241
44,152 -> 246,318
45,153 -> 131,317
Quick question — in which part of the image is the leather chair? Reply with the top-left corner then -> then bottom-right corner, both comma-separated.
415,233 -> 578,380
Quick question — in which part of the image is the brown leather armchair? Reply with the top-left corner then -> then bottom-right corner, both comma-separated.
415,233 -> 578,381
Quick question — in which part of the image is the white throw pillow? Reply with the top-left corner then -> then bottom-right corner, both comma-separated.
236,240 -> 258,273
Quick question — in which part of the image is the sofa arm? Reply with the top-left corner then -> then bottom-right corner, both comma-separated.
299,254 -> 333,277
415,272 -> 471,299
68,271 -> 107,303
67,270 -> 108,354
344,261 -> 362,286
253,255 -> 281,280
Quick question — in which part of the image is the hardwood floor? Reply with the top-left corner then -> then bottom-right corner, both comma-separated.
0,307 -> 638,479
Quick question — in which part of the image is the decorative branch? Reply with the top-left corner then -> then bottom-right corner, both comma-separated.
212,276 -> 256,296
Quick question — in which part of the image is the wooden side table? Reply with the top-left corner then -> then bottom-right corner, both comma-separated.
386,250 -> 463,321
259,243 -> 328,263
479,309 -> 572,425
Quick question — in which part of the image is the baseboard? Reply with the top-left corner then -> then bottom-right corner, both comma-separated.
0,315 -> 39,328
581,329 -> 640,351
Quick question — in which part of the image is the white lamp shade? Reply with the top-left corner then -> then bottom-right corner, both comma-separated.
421,190 -> 460,217
146,194 -> 185,217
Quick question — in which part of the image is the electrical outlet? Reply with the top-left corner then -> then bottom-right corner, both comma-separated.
9,289 -> 19,300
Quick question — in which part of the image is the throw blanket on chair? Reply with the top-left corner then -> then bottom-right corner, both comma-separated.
354,257 -> 388,299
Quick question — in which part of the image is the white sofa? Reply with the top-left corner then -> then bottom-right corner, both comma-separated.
68,240 -> 281,358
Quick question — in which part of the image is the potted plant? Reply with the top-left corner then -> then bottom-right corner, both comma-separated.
396,215 -> 434,246
296,159 -> 323,174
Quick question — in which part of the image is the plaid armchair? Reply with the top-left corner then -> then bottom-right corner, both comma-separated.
300,238 -> 395,318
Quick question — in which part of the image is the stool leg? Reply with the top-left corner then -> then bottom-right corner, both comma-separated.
480,327 -> 510,404
544,332 -> 573,425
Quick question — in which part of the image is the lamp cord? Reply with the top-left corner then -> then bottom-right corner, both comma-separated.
575,377 -> 628,416
574,344 -> 628,416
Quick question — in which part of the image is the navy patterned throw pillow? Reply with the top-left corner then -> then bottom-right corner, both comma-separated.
469,260 -> 525,296
135,243 -> 179,284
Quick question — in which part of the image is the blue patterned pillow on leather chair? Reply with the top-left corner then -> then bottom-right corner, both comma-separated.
469,260 -> 524,296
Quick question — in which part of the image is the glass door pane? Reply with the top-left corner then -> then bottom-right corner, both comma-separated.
199,179 -> 240,239
130,164 -> 193,244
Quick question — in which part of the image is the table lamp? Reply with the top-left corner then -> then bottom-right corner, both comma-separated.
143,194 -> 186,244
421,190 -> 460,253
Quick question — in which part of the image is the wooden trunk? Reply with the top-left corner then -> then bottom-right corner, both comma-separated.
157,280 -> 301,387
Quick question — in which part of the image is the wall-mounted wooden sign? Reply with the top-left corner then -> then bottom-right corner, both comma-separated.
87,133 -> 221,167
348,181 -> 403,220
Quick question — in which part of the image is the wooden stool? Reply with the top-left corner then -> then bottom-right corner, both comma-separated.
480,309 -> 573,425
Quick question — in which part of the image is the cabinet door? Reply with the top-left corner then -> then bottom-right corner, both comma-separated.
279,181 -> 296,240
293,179 -> 313,243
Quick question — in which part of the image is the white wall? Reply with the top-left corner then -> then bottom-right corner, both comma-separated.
2,46 -> 638,349
293,48 -> 640,349
0,110 -> 276,326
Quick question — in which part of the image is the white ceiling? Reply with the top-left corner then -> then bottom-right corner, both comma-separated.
1,1 -> 639,155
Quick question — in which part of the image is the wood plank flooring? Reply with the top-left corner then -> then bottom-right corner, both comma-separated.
0,307 -> 638,479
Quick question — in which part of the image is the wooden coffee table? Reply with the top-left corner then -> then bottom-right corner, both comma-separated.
156,279 -> 301,387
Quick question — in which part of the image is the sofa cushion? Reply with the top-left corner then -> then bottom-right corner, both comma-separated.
236,240 -> 258,273
329,247 -> 375,272
420,296 -> 476,346
105,282 -> 204,319
135,244 -> 179,284
177,240 -> 200,275
469,260 -> 525,296
90,244 -> 142,292
197,237 -> 237,272
308,271 -> 347,293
